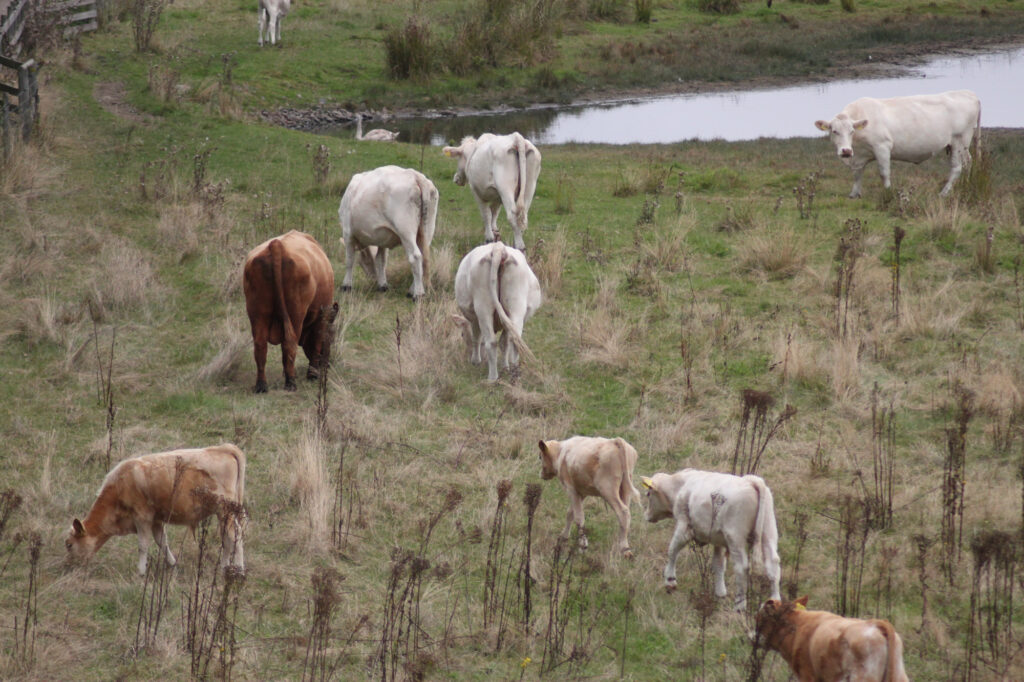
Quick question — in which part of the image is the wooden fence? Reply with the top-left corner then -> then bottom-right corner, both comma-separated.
1,0 -> 98,55
1,53 -> 38,160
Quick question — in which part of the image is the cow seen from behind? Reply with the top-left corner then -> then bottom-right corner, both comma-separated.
453,242 -> 542,382
755,596 -> 910,682
642,468 -> 781,610
339,165 -> 439,300
243,230 -> 338,393
66,444 -> 246,576
443,132 -> 541,250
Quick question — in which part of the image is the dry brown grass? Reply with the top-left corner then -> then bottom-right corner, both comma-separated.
529,226 -> 566,297
738,224 -> 808,280
922,195 -> 966,240
196,313 -> 251,384
89,237 -> 163,316
280,420 -> 332,551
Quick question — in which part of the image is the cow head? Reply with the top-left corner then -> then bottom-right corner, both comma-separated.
65,518 -> 100,564
754,596 -> 807,648
442,137 -> 478,187
640,473 -> 674,523
537,440 -> 560,480
815,115 -> 868,160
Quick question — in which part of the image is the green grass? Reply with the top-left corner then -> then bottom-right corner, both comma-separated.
3,1 -> 1024,679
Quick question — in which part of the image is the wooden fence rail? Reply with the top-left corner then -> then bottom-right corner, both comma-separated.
1,53 -> 38,160
1,0 -> 99,55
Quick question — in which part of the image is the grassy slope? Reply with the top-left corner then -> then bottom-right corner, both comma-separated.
2,0 -> 1024,679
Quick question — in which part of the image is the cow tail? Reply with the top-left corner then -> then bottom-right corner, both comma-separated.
268,238 -> 296,347
615,438 -> 642,507
514,133 -> 529,233
746,475 -> 779,568
488,246 -> 536,367
875,619 -> 907,682
972,101 -> 982,164
416,175 -> 438,292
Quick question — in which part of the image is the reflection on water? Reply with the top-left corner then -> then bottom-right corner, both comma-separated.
322,47 -> 1024,145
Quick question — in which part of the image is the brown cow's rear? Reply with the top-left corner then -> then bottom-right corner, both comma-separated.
756,596 -> 909,682
243,230 -> 338,393
66,444 -> 247,576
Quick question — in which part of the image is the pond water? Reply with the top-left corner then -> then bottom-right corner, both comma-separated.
330,47 -> 1024,145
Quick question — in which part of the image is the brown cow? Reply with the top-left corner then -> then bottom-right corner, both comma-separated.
538,436 -> 641,557
66,444 -> 246,576
243,230 -> 338,393
755,596 -> 910,682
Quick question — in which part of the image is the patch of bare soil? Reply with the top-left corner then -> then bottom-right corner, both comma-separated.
93,81 -> 153,125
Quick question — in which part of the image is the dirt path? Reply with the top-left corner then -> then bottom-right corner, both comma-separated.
93,81 -> 153,125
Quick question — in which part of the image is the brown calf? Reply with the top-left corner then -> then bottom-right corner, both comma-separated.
243,230 -> 338,393
538,436 -> 641,557
66,444 -> 246,576
755,596 -> 909,682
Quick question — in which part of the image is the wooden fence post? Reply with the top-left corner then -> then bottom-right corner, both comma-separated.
2,91 -> 9,162
17,58 -> 35,142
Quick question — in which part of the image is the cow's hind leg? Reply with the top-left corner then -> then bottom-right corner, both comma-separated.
561,490 -> 588,550
941,141 -> 969,196
664,518 -> 693,592
374,248 -> 390,292
728,543 -> 750,611
251,323 -> 269,393
220,513 -> 245,571
281,342 -> 298,391
597,479 -> 633,558
711,545 -> 728,598
258,7 -> 266,46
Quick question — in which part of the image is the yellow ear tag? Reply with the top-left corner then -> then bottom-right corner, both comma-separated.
794,603 -> 806,611
443,149 -> 452,157
640,476 -> 654,490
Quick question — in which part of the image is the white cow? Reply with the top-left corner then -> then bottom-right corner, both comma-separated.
815,89 -> 981,198
538,436 -> 642,557
339,166 -> 438,300
442,132 -> 541,250
642,469 -> 781,610
452,242 -> 542,381
258,0 -> 290,47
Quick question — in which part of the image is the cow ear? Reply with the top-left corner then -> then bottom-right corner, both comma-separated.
640,476 -> 655,490
795,595 -> 809,607
537,440 -> 548,455
443,147 -> 460,158
814,120 -> 830,132
853,119 -> 868,130
72,519 -> 85,537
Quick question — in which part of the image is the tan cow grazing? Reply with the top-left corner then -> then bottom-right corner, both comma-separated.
443,132 -> 541,250
755,596 -> 909,682
538,436 -> 641,557
243,230 -> 338,393
66,444 -> 246,576
338,165 -> 439,300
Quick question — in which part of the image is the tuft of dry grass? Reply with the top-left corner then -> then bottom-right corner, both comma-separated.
89,238 -> 162,316
196,314 -> 251,384
923,196 -> 966,241
828,337 -> 861,403
738,225 -> 808,280
528,226 -> 566,298
284,420 -> 333,550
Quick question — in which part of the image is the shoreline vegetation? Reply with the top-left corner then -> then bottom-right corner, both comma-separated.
3,0 -> 1024,680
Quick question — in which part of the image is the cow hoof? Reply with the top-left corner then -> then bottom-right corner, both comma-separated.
376,285 -> 389,293
665,582 -> 677,594
284,380 -> 297,392
307,367 -> 320,381
341,285 -> 352,292
623,549 -> 634,560
254,381 -> 268,394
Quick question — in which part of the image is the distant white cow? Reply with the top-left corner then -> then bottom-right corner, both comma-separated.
539,436 -> 642,557
452,242 -> 542,382
642,469 -> 781,610
339,166 -> 438,300
815,89 -> 981,197
258,0 -> 290,47
442,132 -> 541,250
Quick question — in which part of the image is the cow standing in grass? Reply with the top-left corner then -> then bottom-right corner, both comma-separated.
338,165 -> 438,300
815,89 -> 981,197
453,241 -> 542,382
66,444 -> 246,576
243,230 -> 338,393
443,132 -> 541,250
756,596 -> 909,682
642,469 -> 781,610
538,436 -> 641,557
258,0 -> 290,47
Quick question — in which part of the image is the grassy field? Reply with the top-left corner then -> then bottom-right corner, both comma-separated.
3,0 -> 1024,679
